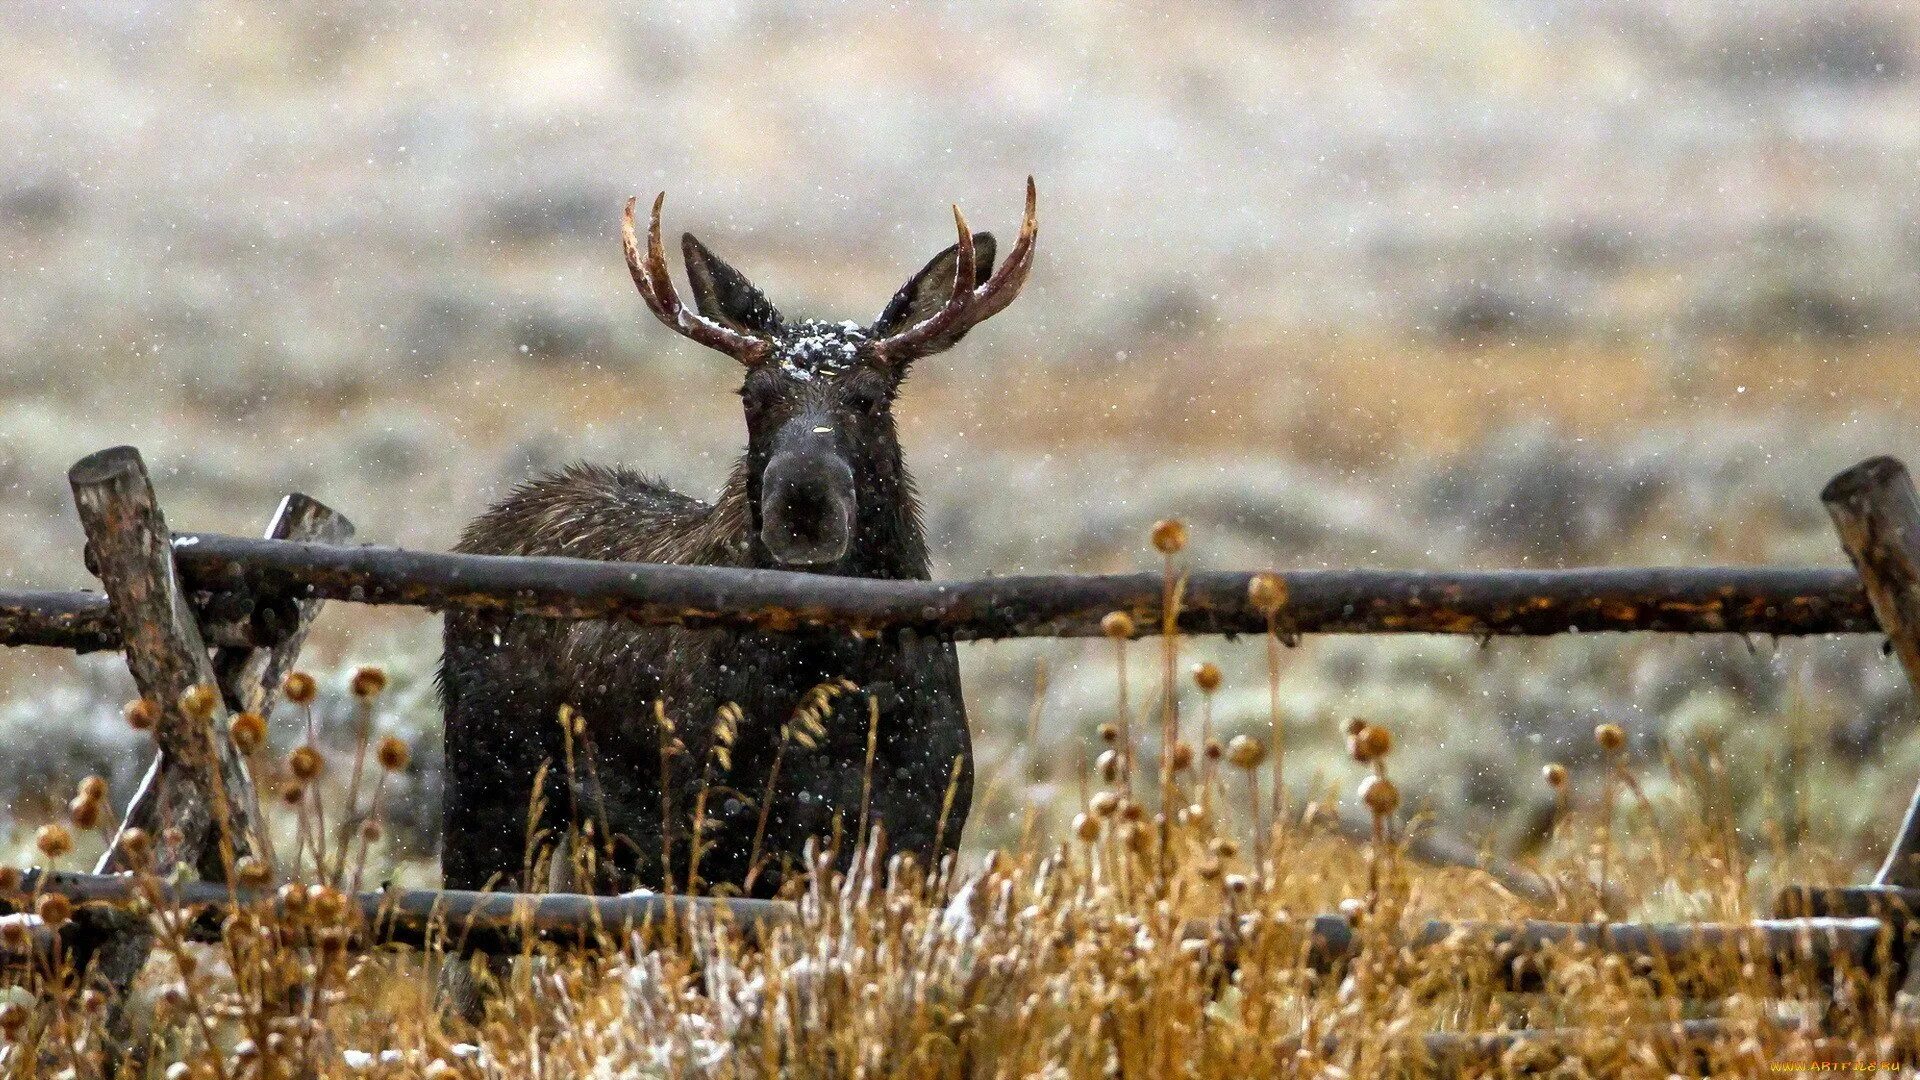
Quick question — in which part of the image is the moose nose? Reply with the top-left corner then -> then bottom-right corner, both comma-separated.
761,450 -> 855,567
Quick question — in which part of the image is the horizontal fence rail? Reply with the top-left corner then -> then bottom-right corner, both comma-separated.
167,535 -> 1883,638
0,589 -> 122,653
0,871 -> 1896,994
0,537 -> 1881,650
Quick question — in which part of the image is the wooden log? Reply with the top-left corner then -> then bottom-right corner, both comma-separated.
4,870 -> 791,955
157,532 -> 1876,639
125,493 -> 349,882
1321,808 -> 1568,909
208,493 -> 354,717
68,447 -> 264,1004
1822,456 -> 1920,888
0,590 -> 121,652
71,448 -> 261,877
0,591 -> 318,653
1286,1017 -> 1801,1075
2,869 -> 1892,993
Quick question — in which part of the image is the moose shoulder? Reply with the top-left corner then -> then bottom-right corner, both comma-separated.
438,181 -> 1037,898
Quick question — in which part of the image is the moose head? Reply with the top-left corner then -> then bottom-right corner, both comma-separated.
623,180 -> 1036,571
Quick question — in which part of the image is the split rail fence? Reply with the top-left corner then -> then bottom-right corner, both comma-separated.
5,444 -> 1920,1062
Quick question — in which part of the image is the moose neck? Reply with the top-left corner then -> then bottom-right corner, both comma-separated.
738,431 -> 930,581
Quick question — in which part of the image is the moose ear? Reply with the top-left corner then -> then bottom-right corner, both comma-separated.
681,234 -> 783,336
871,233 -> 997,349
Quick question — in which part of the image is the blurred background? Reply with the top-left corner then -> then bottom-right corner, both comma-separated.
3,0 -> 1920,880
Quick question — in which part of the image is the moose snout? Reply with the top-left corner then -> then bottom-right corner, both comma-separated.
761,450 -> 855,566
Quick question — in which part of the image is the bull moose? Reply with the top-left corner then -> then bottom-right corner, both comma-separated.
438,181 -> 1037,901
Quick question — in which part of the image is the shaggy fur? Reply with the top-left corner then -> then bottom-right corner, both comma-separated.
439,450 -> 970,897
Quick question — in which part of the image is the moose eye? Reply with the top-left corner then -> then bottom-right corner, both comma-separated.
847,386 -> 886,416
741,384 -> 774,416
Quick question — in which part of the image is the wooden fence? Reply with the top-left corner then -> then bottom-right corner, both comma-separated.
5,444 -> 1920,1056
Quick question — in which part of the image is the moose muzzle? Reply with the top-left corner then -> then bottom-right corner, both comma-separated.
760,438 -> 856,567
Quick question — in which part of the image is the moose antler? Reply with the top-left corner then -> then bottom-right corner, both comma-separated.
624,194 -> 773,366
871,177 -> 1038,364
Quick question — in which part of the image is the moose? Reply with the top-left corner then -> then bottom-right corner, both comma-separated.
438,181 -> 1037,901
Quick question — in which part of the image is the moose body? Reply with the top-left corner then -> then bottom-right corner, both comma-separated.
438,182 -> 1036,898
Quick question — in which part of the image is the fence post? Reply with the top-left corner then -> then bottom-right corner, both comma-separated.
209,493 -> 354,718
67,447 -> 266,1004
1822,456 -> 1920,888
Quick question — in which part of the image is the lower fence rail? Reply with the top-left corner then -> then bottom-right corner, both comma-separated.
0,870 -> 1904,997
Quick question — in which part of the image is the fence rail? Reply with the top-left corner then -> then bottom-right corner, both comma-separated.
0,870 -> 1896,995
0,544 -> 1880,652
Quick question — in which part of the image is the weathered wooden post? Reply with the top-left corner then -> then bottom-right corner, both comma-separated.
1822,455 -> 1920,889
209,492 -> 354,718
71,447 -> 259,882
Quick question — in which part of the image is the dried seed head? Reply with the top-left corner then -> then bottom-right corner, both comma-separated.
1096,749 -> 1121,783
179,684 -> 219,721
1224,874 -> 1250,896
310,886 -> 347,924
1209,837 -> 1238,860
1226,734 -> 1267,770
1360,774 -> 1400,817
1351,724 -> 1391,764
1097,722 -> 1119,744
1595,723 -> 1626,753
1100,611 -> 1135,640
1072,813 -> 1100,843
1204,738 -> 1223,761
69,796 -> 101,832
0,920 -> 27,952
1196,857 -> 1222,881
124,697 -> 158,732
1088,791 -> 1120,819
1119,821 -> 1149,854
80,989 -> 107,1016
161,826 -> 183,851
35,823 -> 72,861
1344,716 -> 1370,738
360,819 -> 382,843
120,828 -> 152,862
288,744 -> 324,782
376,736 -> 411,772
235,856 -> 271,889
1338,896 -> 1365,926
278,883 -> 310,916
1248,572 -> 1286,615
34,892 -> 70,928
1150,519 -> 1187,555
1543,762 -> 1569,790
1118,799 -> 1146,824
283,672 -> 317,705
0,867 -> 19,894
280,782 -> 306,807
0,1002 -> 26,1039
228,711 -> 267,755
316,925 -> 349,958
78,776 -> 108,805
1169,742 -> 1194,772
1191,662 -> 1222,693
156,983 -> 188,1014
349,665 -> 389,700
